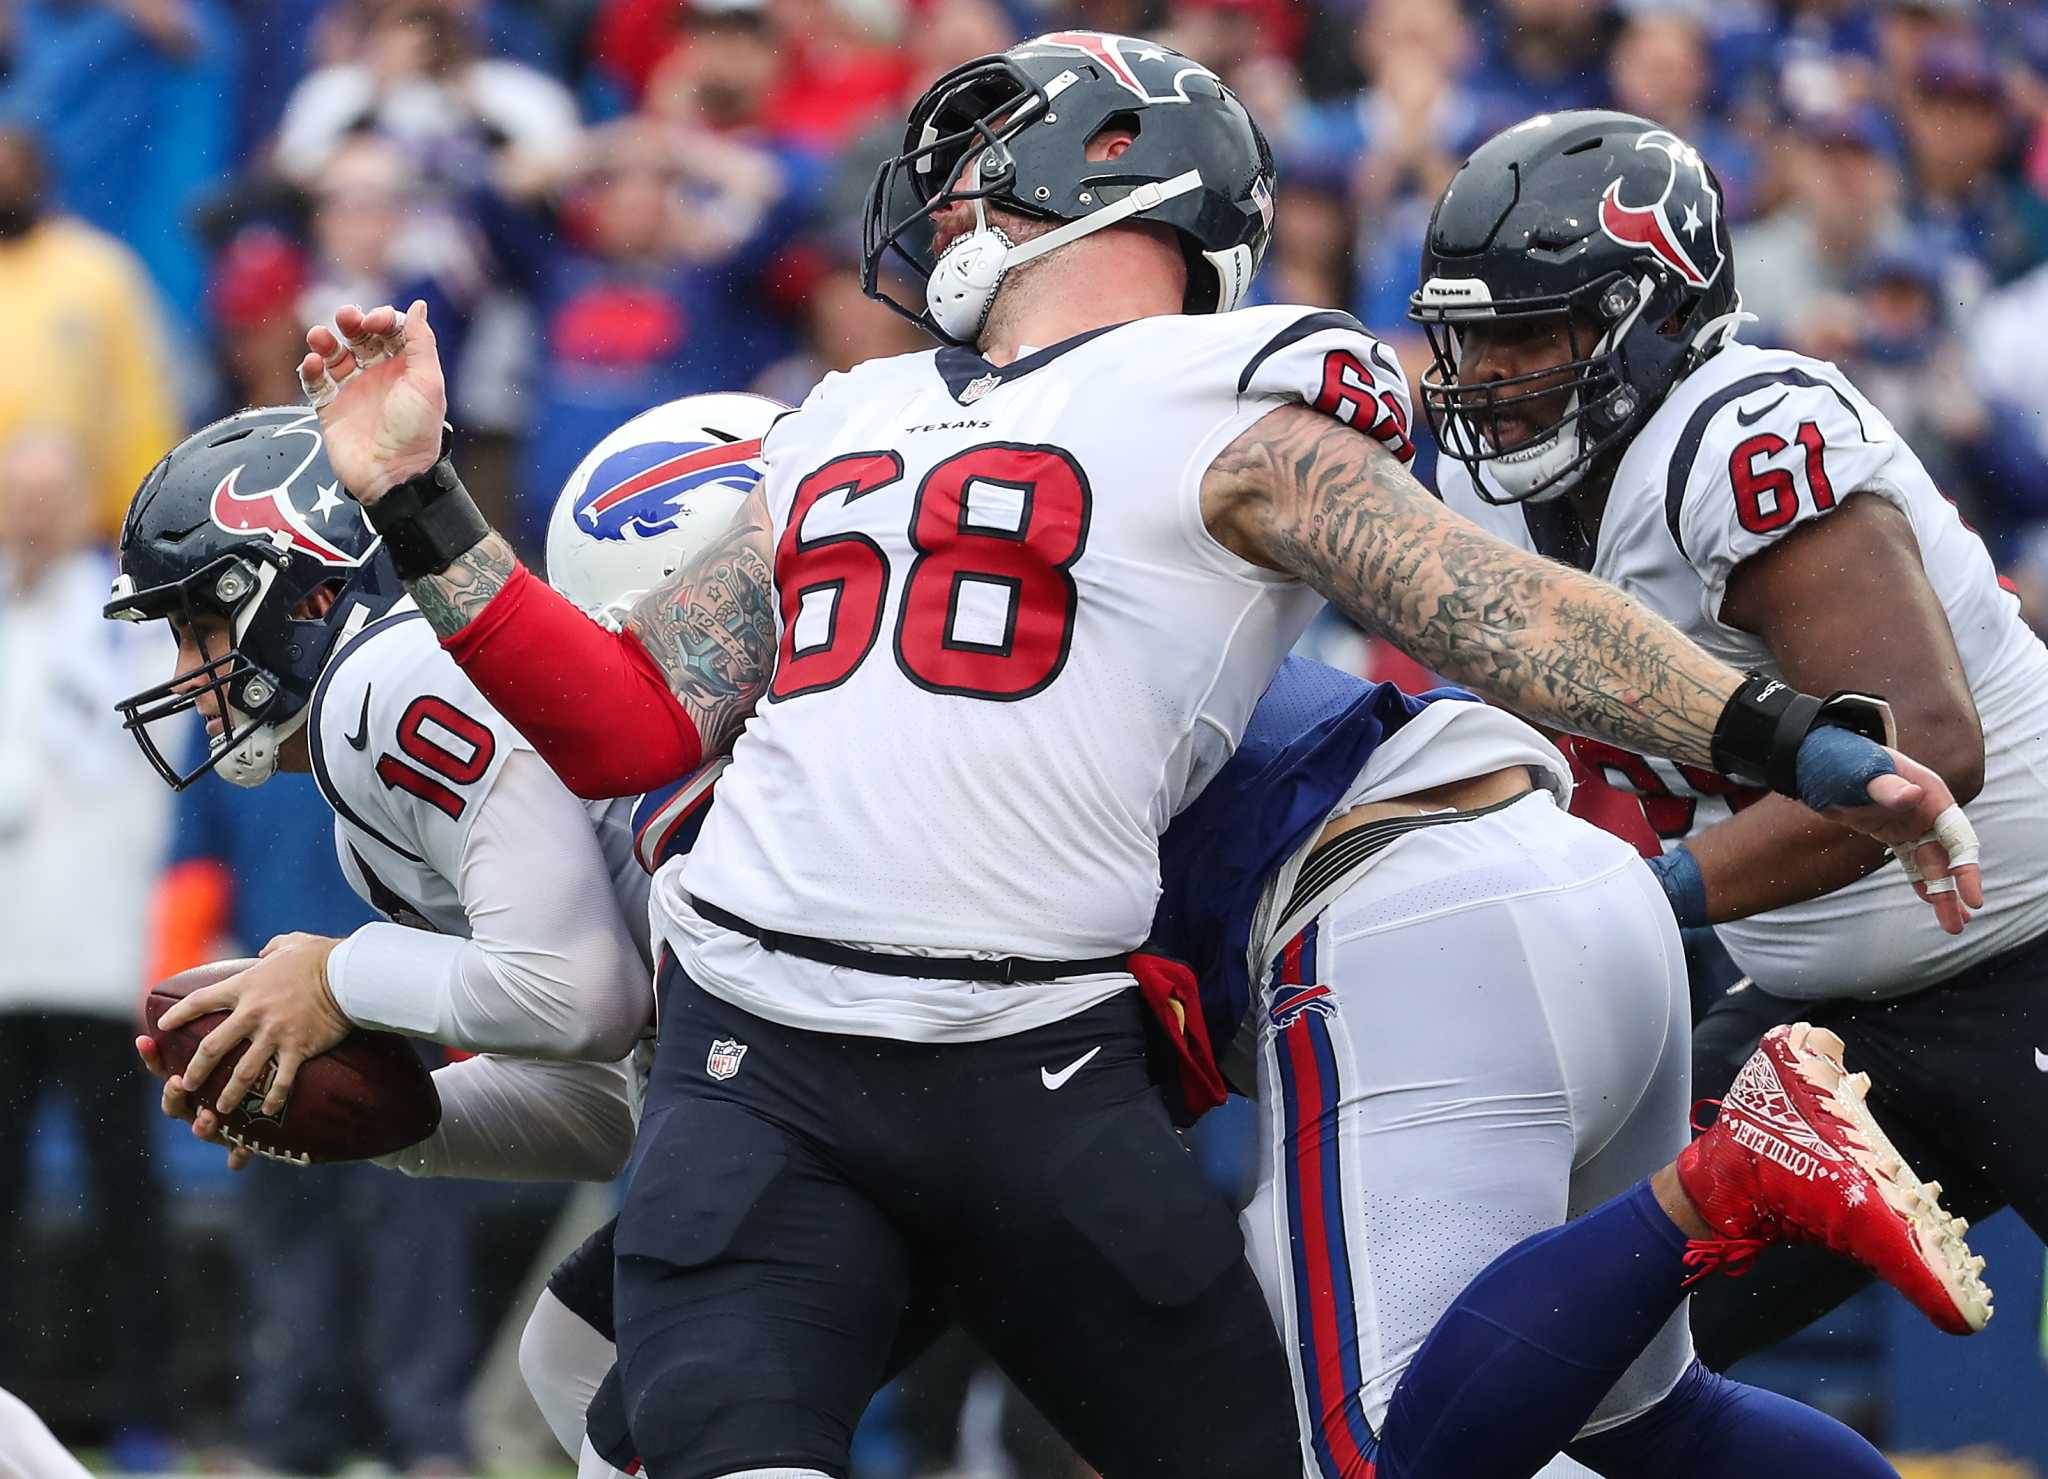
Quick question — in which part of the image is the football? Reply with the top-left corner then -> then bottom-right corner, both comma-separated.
143,959 -> 442,1165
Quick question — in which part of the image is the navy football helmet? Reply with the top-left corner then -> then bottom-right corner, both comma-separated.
862,30 -> 1277,343
1409,111 -> 1744,503
105,407 -> 403,789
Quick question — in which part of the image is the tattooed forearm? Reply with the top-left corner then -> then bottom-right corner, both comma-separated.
1207,403 -> 1737,766
624,486 -> 778,755
409,531 -> 520,640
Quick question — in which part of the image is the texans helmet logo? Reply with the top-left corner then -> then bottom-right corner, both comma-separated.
208,463 -> 366,567
1017,31 -> 1218,104
576,438 -> 765,542
1597,130 -> 1725,291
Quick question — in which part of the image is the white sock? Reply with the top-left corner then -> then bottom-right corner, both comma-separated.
518,1288 -> 618,1461
0,1388 -> 92,1479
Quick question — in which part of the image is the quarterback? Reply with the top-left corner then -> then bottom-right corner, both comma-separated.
295,35 -> 1981,1479
110,398 -> 769,1460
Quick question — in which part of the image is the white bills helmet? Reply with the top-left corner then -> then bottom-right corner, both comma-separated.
545,391 -> 785,616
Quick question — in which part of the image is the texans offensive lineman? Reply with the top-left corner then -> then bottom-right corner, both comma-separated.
110,397 -> 773,1460
1419,110 -> 2048,1365
290,34 -> 1983,1479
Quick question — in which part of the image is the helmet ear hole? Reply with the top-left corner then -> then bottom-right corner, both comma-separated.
291,580 -> 345,622
1088,112 -> 1142,158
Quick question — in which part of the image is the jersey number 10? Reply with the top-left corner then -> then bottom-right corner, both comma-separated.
769,443 -> 1091,704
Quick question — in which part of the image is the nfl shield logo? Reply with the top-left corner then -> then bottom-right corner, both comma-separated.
706,1037 -> 748,1080
959,372 -> 1001,405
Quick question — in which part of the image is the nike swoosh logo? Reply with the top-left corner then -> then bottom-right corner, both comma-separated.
1734,392 -> 1789,427
1041,1045 -> 1103,1091
345,687 -> 372,751
2035,1047 -> 2048,1073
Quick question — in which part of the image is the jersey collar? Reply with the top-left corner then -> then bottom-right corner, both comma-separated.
934,320 -> 1134,404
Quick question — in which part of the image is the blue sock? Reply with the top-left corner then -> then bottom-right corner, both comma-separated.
1375,1180 -> 1691,1479
1569,1360 -> 1895,1478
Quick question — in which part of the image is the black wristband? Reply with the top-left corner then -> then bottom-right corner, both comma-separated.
366,456 -> 489,581
1710,673 -> 1893,797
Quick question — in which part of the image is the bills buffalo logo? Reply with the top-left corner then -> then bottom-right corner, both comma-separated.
208,413 -> 371,567
1017,31 -> 1219,104
1597,130 -> 1725,291
575,438 -> 765,543
1270,983 -> 1336,1029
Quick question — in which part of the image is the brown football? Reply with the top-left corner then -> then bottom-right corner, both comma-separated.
143,959 -> 441,1164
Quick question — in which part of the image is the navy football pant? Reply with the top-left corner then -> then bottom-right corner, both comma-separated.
612,967 -> 1299,1479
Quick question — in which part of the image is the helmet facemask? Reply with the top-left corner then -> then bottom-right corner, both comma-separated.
1418,271 -> 1698,504
107,549 -> 368,790
861,39 -> 1259,345
863,57 -> 1062,340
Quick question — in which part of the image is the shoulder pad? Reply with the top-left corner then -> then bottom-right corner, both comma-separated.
1233,306 -> 1414,463
310,610 -> 528,863
1663,359 -> 1895,601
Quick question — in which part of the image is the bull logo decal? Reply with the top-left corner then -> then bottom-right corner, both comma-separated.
575,439 -> 765,543
1597,130 -> 1724,291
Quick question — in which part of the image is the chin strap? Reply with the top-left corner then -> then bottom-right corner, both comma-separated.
927,168 -> 1205,343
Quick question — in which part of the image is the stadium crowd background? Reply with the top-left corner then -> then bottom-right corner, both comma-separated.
3,0 -> 2048,1473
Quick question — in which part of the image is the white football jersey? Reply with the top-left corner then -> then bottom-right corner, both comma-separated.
309,607 -> 653,963
665,306 -> 1413,1039
1442,341 -> 2048,998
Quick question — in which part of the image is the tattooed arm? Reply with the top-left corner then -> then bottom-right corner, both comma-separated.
399,485 -> 776,766
301,299 -> 776,767
1201,402 -> 1739,767
619,483 -> 776,758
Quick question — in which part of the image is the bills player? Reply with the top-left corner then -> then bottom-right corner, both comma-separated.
293,34 -> 1983,1479
107,398 -> 771,1461
1417,109 -> 2048,1365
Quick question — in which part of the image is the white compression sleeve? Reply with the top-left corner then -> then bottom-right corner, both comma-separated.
520,1288 -> 618,1460
327,749 -> 651,1059
375,1052 -> 638,1182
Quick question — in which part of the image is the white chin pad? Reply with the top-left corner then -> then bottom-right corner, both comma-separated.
927,225 -> 1013,343
1482,397 -> 1584,503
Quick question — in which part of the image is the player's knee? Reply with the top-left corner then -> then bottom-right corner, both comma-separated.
619,1323 -> 840,1479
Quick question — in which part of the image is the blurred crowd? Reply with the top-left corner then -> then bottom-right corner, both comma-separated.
5,0 -> 2048,1473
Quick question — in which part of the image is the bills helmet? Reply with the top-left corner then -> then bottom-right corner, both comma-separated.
105,407 -> 402,789
863,31 -> 1277,344
544,392 -> 783,616
1409,111 -> 1743,504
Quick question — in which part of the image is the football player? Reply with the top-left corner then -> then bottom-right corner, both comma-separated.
109,396 -> 773,1462
290,35 -> 1983,1479
1417,109 -> 2048,1365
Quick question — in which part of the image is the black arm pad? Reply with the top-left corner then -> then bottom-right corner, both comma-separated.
366,455 -> 490,581
1710,673 -> 1895,797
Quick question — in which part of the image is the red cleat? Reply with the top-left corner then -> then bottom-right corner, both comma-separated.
1676,1022 -> 1992,1335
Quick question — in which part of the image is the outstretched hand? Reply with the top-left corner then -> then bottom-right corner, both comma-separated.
299,300 -> 447,503
1825,748 -> 1984,934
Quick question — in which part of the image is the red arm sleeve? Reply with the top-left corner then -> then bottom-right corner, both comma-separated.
440,563 -> 703,797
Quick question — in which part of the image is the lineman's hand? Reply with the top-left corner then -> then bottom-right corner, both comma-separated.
1816,745 -> 1983,935
299,300 -> 447,503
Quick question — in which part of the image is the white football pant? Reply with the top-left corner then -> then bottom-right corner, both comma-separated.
1239,792 -> 1695,1479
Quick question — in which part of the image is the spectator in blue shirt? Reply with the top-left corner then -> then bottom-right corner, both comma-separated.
0,0 -> 240,331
